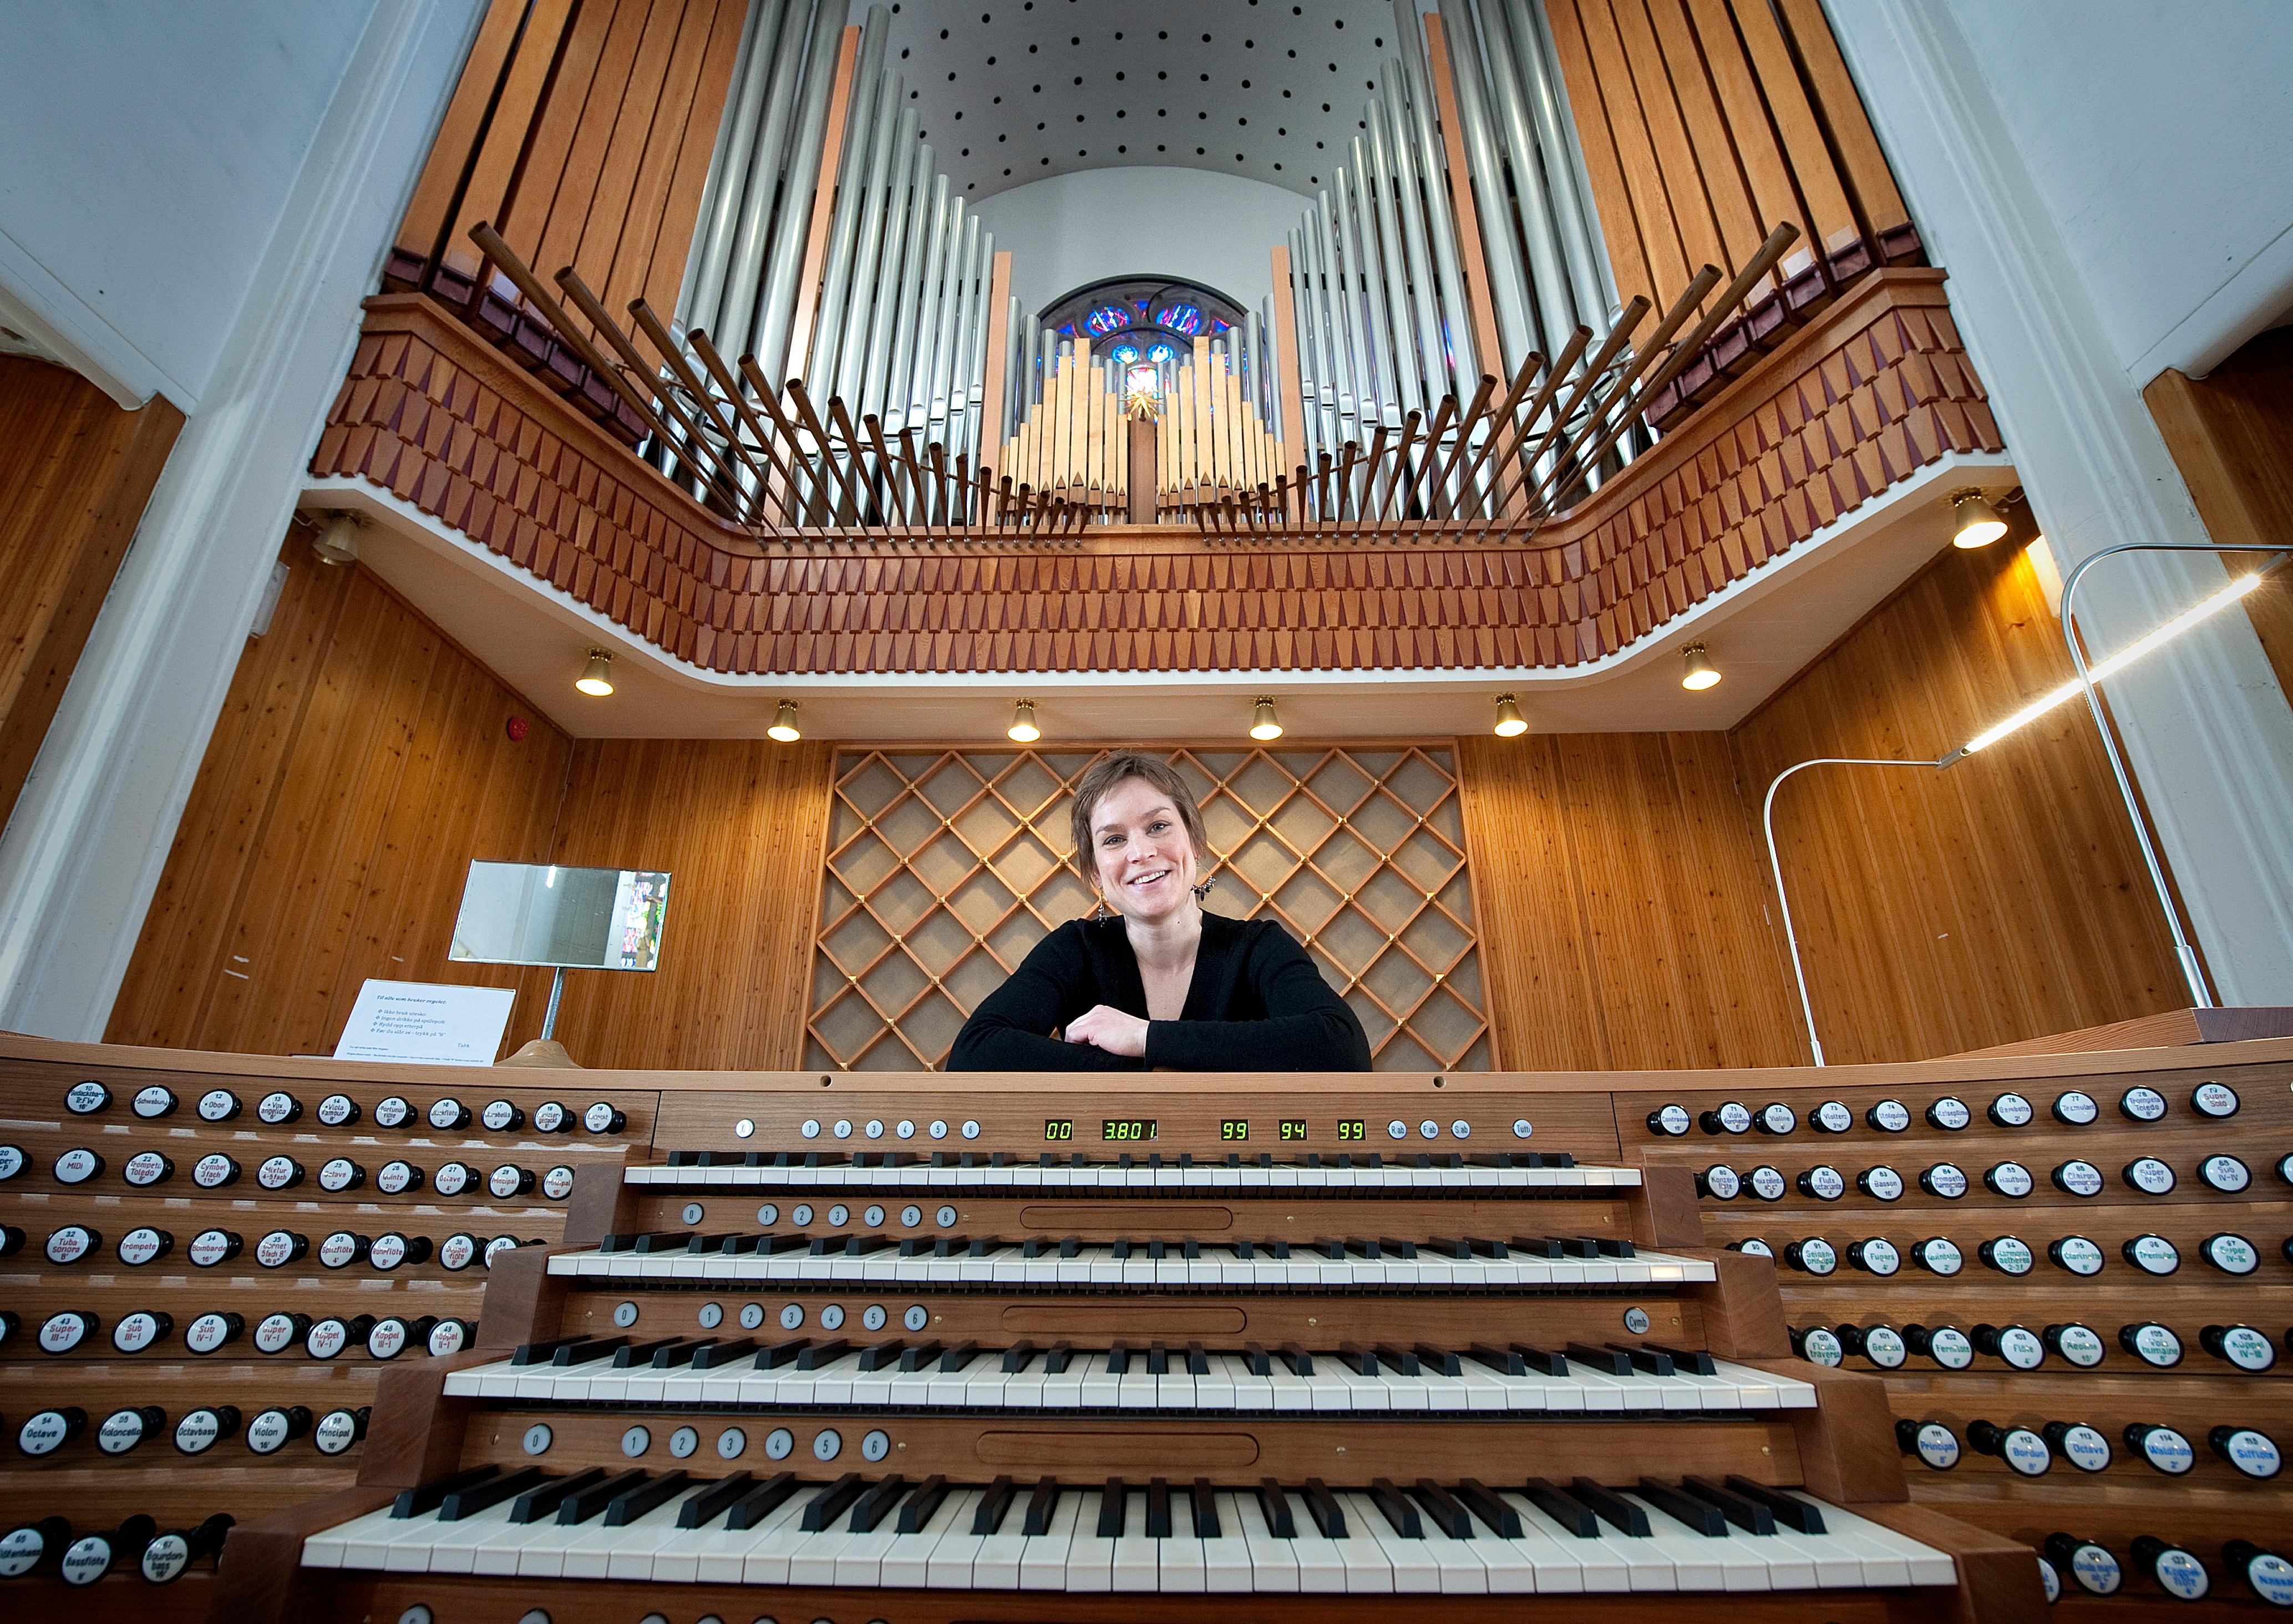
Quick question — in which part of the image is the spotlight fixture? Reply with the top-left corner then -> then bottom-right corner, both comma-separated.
574,651 -> 614,697
1007,699 -> 1041,743
767,700 -> 801,742
1951,488 -> 2007,549
310,511 -> 361,566
1680,644 -> 1721,691
1249,697 -> 1283,741
1492,694 -> 1528,737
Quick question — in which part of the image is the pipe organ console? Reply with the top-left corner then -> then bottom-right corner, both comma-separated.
13,1036 -> 2288,1617
227,1072 -> 2038,1621
0,1039 -> 652,1616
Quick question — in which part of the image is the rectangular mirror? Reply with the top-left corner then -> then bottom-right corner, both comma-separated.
449,861 -> 672,971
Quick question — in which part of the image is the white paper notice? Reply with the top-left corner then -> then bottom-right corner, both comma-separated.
334,980 -> 516,1066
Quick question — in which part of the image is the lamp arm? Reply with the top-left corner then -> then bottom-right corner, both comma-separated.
1763,756 -> 1948,1068
2057,540 -> 2293,1010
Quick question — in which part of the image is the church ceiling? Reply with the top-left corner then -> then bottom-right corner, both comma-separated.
876,0 -> 1403,200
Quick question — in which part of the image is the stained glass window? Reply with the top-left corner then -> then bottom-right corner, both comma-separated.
1038,277 -> 1247,362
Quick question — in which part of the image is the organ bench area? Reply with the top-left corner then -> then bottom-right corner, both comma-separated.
1,1042 -> 2285,1616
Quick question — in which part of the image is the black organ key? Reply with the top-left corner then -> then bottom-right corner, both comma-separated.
1722,1475 -> 1827,1534
1256,1480 -> 1297,1538
1190,1479 -> 1220,1537
1095,1479 -> 1127,1537
559,1469 -> 649,1525
1414,1343 -> 1463,1376
1371,1343 -> 1420,1375
1279,1342 -> 1315,1374
896,1476 -> 950,1534
1001,1340 -> 1037,1373
1145,1343 -> 1169,1376
1510,1236 -> 1564,1259
1470,1342 -> 1528,1376
1105,1343 -> 1132,1374
1185,1341 -> 1210,1374
394,1464 -> 500,1519
1022,1478 -> 1062,1536
856,1340 -> 904,1372
603,1470 -> 692,1527
607,1338 -> 681,1369
1617,1343 -> 1677,1376
937,1340 -> 981,1372
846,1476 -> 909,1533
676,1473 -> 757,1528
1338,1343 -> 1381,1376
1455,1479 -> 1523,1537
757,1338 -> 808,1369
1367,1480 -> 1423,1537
1640,1479 -> 1731,1536
511,1469 -> 608,1524
970,1476 -> 1017,1536
1144,1479 -> 1172,1538
1646,1342 -> 1720,1375
1409,1480 -> 1474,1539
1567,1479 -> 1652,1537
1244,1342 -> 1273,1376
1566,1342 -> 1636,1376
1513,1343 -> 1570,1378
552,1336 -> 626,1368
1301,1479 -> 1347,1538
795,1338 -> 850,1370
1043,1341 -> 1075,1374
896,1341 -> 943,1373
1680,1476 -> 1777,1535
797,1473 -> 868,1531
1521,1479 -> 1602,1538
712,1471 -> 797,1531
689,1338 -> 757,1370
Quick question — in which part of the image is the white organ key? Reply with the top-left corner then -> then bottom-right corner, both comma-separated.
1062,1492 -> 1118,1592
1158,1492 -> 1207,1592
1346,1491 -> 1443,1593
970,1491 -> 1034,1590
1500,1493 -> 1632,1591
597,1496 -> 702,1581
302,1503 -> 399,1568
739,1489 -> 829,1584
1108,1493 -> 1159,1591
1202,1491 -> 1256,1591
1624,1494 -> 1763,1592
1319,1493 -> 1397,1593
1230,1491 -> 1305,1592
909,1486 -> 985,1588
1017,1491 -> 1082,1591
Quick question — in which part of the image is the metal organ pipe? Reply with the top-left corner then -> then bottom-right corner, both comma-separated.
714,0 -> 819,359
1510,0 -> 1616,324
1333,166 -> 1386,424
1389,19 -> 1478,394
864,139 -> 929,421
679,0 -> 779,333
1377,84 -> 1454,404
751,0 -> 850,383
1436,0 -> 1535,373
1357,130 -> 1420,418
804,10 -> 890,389
835,100 -> 915,407
1473,0 -> 1580,357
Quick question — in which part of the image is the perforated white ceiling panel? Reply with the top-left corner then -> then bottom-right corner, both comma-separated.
879,0 -> 1407,201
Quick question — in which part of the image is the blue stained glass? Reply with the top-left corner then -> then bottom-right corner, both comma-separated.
1085,305 -> 1130,336
1112,343 -> 1140,363
1152,302 -> 1203,335
1148,342 -> 1176,363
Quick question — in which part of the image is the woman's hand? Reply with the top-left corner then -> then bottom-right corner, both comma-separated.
1062,1004 -> 1150,1058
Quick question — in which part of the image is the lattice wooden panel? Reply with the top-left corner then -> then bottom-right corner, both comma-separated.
807,746 -> 1489,1072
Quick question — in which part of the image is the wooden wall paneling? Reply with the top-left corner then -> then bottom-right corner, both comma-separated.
526,0 -> 653,287
1540,0 -> 1657,319
395,0 -> 535,265
1771,0 -> 1912,243
542,737 -> 836,1070
1553,731 -> 1805,1069
1556,0 -> 1694,308
1728,540 -> 2187,1065
2143,328 -> 2293,705
106,536 -> 571,1057
1722,0 -> 1859,257
0,357 -> 183,830
448,0 -> 583,280
1638,0 -> 1769,277
1683,0 -> 1819,280
627,0 -> 750,319
1601,0 -> 1729,288
1453,734 -> 1615,1069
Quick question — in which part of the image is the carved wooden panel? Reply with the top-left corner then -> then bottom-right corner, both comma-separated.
806,745 -> 1488,1072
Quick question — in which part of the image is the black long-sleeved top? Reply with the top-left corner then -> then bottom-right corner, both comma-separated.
946,913 -> 1372,1072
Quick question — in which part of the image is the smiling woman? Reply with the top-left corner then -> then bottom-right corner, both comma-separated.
945,751 -> 1371,1072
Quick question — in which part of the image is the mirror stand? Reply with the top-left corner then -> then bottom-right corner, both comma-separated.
497,965 -> 580,1068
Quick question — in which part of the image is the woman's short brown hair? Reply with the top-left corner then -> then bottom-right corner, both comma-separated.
1068,751 -> 1209,881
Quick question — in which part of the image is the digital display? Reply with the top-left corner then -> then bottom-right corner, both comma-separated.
1280,1119 -> 1308,1141
1043,1119 -> 1073,1141
1221,1120 -> 1249,1141
1102,1118 -> 1159,1141
1336,1119 -> 1366,1141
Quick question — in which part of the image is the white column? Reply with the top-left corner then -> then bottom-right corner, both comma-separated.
0,0 -> 486,1039
1823,0 -> 2293,1006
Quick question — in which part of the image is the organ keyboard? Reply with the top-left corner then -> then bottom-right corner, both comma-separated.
236,1071 -> 2037,1621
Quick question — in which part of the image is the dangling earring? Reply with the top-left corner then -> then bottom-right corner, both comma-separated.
1190,875 -> 1216,902
1090,895 -> 1112,920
